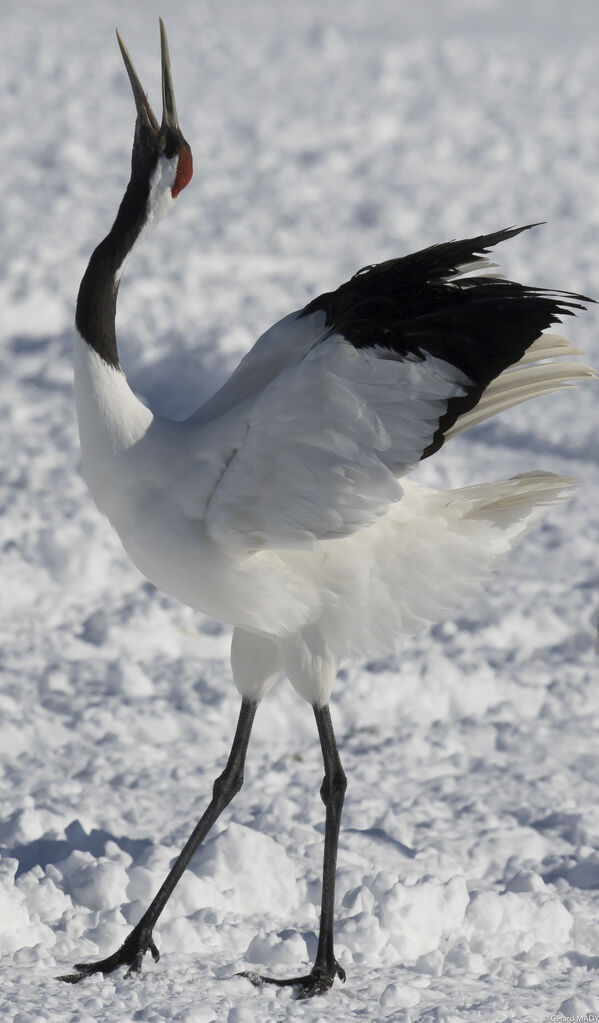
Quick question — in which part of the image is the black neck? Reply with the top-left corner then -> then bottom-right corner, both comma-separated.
76,173 -> 150,368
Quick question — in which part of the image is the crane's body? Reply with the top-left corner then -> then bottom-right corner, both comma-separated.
61,20 -> 594,997
73,325 -> 579,704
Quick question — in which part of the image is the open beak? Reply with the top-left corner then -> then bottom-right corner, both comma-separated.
159,18 -> 179,131
116,18 -> 179,135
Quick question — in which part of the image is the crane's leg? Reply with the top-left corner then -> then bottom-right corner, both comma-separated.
58,698 -> 257,983
240,703 -> 347,998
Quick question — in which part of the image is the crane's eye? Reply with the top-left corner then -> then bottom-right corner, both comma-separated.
163,137 -> 178,160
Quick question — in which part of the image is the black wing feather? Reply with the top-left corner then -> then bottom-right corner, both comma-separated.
300,225 -> 589,458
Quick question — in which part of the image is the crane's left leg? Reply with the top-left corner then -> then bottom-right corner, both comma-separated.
58,698 -> 257,983
241,703 -> 347,998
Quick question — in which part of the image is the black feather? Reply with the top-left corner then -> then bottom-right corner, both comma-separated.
300,225 -> 590,458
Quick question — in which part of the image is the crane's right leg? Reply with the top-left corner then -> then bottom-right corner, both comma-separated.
58,698 -> 257,983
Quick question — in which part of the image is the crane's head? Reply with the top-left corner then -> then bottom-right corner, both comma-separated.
116,19 -> 193,227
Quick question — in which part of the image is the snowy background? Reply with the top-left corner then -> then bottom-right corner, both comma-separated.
1,1 -> 599,1020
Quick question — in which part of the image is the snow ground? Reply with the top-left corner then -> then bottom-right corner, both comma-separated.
1,1 -> 599,1020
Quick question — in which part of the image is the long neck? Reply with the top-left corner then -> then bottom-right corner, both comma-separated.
76,173 -> 150,368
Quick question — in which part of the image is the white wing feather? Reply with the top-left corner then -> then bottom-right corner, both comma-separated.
192,309 -> 328,421
205,335 -> 469,550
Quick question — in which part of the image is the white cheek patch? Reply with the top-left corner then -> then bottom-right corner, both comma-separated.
146,153 -> 178,227
115,154 -> 178,282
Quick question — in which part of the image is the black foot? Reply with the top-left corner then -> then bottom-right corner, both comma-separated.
57,926 -> 160,983
239,961 -> 346,999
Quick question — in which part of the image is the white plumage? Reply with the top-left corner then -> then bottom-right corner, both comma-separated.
73,293 -> 591,707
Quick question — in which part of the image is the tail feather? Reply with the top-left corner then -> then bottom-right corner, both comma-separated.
445,333 -> 596,440
450,470 -> 575,539
336,471 -> 575,655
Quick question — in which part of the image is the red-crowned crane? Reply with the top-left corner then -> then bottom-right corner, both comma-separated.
60,20 -> 594,998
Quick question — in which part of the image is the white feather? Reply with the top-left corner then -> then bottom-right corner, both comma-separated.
446,334 -> 596,439
75,298 -> 594,706
204,337 -> 469,550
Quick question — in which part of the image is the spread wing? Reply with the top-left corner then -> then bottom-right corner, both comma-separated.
205,339 -> 468,549
204,226 -> 585,551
